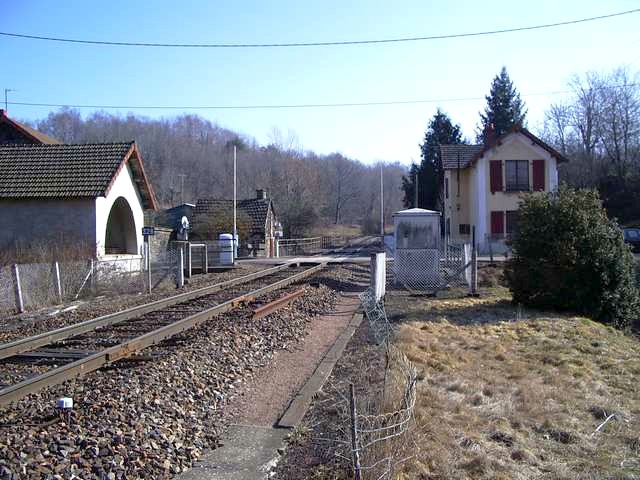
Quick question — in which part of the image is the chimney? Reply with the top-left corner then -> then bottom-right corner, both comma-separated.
484,123 -> 497,147
256,189 -> 267,200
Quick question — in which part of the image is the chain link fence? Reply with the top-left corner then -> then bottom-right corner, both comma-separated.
392,243 -> 471,292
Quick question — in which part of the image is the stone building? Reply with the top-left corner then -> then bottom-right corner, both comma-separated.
0,142 -> 157,259
192,190 -> 279,257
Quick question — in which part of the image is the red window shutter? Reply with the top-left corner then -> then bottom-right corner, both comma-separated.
491,211 -> 504,236
490,160 -> 503,193
532,159 -> 545,191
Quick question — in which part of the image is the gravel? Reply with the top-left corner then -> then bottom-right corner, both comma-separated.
0,265 -> 362,479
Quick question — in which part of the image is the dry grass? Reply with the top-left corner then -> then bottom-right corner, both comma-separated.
385,290 -> 640,479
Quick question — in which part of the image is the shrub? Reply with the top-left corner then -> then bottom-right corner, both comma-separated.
504,186 -> 639,328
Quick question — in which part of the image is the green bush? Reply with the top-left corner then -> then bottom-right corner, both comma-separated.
504,186 -> 639,328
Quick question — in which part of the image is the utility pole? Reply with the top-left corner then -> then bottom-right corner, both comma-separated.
177,174 -> 187,204
4,89 -> 14,112
379,163 -> 384,237
414,173 -> 419,208
233,145 -> 237,261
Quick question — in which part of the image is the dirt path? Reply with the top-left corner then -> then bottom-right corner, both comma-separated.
224,294 -> 362,427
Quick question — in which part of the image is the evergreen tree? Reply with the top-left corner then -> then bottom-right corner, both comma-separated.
477,67 -> 527,142
402,109 -> 465,210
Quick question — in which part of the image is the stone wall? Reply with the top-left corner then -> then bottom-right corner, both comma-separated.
0,198 -> 96,252
148,227 -> 173,263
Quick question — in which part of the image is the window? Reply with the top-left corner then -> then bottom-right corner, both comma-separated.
445,178 -> 449,199
459,224 -> 471,235
506,210 -> 518,235
491,211 -> 504,236
505,160 -> 529,191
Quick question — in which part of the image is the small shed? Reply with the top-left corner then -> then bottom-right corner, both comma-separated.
393,208 -> 441,250
392,208 -> 442,289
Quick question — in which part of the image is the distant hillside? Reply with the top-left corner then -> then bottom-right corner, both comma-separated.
31,109 -> 406,236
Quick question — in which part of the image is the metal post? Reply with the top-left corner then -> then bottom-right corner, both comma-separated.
89,259 -> 96,294
488,234 -> 494,263
146,241 -> 152,294
185,243 -> 192,279
203,244 -> 208,274
11,264 -> 24,313
52,261 -> 63,304
470,226 -> 479,297
233,145 -> 238,263
349,383 -> 362,480
380,163 -> 384,240
177,246 -> 185,288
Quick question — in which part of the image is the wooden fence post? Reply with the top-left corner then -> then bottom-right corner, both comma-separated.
349,383 -> 362,480
52,261 -> 63,304
11,264 -> 24,314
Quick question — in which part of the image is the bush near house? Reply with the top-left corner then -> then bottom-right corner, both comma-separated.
504,186 -> 640,328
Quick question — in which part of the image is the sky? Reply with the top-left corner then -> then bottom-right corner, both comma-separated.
2,0 -> 640,165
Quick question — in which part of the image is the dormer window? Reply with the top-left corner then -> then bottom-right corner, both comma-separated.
505,160 -> 529,192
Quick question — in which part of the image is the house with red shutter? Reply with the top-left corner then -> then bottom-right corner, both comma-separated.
440,125 -> 567,253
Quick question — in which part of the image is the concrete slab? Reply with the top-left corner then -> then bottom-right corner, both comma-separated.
176,425 -> 288,480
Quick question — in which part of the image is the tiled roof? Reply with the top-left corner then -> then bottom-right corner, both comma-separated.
440,144 -> 484,170
194,198 -> 272,236
440,127 -> 569,170
0,143 -> 157,209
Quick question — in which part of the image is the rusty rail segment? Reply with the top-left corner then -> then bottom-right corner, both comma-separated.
0,263 -> 295,362
0,263 -> 325,406
252,288 -> 306,320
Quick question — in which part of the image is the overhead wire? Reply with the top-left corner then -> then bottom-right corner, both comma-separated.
0,9 -> 638,48
6,83 -> 638,111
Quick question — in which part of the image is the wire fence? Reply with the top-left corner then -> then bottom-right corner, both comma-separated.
318,287 -> 418,480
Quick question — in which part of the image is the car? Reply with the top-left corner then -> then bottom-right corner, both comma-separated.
623,228 -> 640,252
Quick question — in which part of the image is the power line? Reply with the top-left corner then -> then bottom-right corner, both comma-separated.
0,9 -> 638,48
7,84 -> 638,111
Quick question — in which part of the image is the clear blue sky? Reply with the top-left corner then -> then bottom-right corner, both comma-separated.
2,0 -> 639,164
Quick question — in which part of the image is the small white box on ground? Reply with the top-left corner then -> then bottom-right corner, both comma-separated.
56,397 -> 73,409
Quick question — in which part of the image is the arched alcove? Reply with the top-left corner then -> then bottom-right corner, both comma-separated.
105,197 -> 137,254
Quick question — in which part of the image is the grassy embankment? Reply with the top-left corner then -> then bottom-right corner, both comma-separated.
386,285 -> 640,479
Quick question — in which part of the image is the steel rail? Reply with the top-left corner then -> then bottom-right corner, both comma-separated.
0,263 -> 294,361
0,263 -> 325,406
252,288 -> 306,320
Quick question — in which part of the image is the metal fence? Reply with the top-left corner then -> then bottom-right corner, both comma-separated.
0,239 -> 240,314
0,260 -> 106,313
277,235 -> 352,257
320,288 -> 418,480
392,243 -> 471,292
277,237 -> 323,257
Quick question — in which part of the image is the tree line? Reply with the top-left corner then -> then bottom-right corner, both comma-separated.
30,110 -> 406,236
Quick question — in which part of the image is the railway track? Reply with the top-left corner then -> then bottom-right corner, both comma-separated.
0,262 -> 324,406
